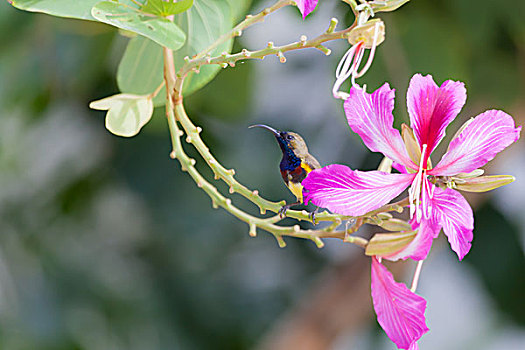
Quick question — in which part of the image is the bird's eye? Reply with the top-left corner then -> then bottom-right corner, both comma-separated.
286,135 -> 293,140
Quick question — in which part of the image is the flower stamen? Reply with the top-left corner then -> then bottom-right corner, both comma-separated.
410,260 -> 424,292
333,41 -> 364,99
354,22 -> 381,78
409,144 -> 428,221
332,21 -> 383,100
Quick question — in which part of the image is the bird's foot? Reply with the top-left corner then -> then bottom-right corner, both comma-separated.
309,206 -> 320,225
279,201 -> 300,219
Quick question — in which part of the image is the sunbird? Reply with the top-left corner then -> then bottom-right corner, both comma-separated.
249,124 -> 321,219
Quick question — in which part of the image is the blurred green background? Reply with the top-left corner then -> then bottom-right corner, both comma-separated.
0,0 -> 524,349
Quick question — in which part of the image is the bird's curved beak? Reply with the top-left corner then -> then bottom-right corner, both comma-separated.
249,124 -> 280,136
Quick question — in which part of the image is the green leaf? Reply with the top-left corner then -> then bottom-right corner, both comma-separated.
174,0 -> 234,95
10,0 -> 101,20
142,0 -> 194,16
117,36 -> 165,106
89,94 -> 154,137
117,0 -> 239,105
91,1 -> 186,51
225,0 -> 252,22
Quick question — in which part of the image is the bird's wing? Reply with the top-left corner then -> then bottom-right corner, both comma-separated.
305,154 -> 321,170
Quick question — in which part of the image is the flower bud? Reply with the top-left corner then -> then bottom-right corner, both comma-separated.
454,175 -> 515,193
348,19 -> 385,49
455,169 -> 485,179
379,219 -> 413,232
365,231 -> 416,257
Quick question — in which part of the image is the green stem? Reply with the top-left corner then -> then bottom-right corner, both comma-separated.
166,80 -> 366,248
192,0 -> 294,61
159,0 -> 412,249
172,101 -> 405,225
179,23 -> 357,85
174,2 -> 357,99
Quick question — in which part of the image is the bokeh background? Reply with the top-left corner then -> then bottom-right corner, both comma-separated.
0,0 -> 524,349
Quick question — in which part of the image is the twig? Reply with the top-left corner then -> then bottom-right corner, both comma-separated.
192,0 -> 294,61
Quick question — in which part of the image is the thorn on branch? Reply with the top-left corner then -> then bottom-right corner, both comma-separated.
327,18 -> 338,33
276,235 -> 287,248
300,35 -> 307,46
185,136 -> 192,143
189,159 -> 196,166
249,223 -> 257,237
196,126 -> 202,133
241,49 -> 251,57
170,151 -> 176,159
225,198 -> 232,206
212,200 -> 218,209
315,45 -> 331,56
229,186 -> 235,194
313,237 -> 325,248
252,190 -> 259,196
267,41 -> 274,49
260,208 -> 266,215
277,51 -> 286,63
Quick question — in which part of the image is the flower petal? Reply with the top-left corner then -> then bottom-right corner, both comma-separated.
384,218 -> 439,261
392,162 -> 409,174
430,187 -> 474,260
407,74 -> 466,154
409,342 -> 419,350
430,110 -> 521,176
302,164 -> 414,216
296,0 -> 318,18
371,257 -> 429,349
344,85 -> 415,168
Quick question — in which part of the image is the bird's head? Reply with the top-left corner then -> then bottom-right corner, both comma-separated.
249,124 -> 309,156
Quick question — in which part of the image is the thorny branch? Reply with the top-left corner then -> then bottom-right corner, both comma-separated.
163,0 -> 410,248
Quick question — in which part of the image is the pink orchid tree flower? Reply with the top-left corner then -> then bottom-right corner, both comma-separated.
296,0 -> 319,18
371,257 -> 428,349
302,73 -> 521,349
304,73 -> 521,261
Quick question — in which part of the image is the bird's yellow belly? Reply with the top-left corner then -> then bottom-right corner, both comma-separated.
287,181 -> 304,202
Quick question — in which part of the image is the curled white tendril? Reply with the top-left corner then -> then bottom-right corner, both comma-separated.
332,21 -> 381,100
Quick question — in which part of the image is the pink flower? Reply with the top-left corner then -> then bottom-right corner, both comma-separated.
303,74 -> 521,261
296,0 -> 318,18
371,257 -> 428,349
